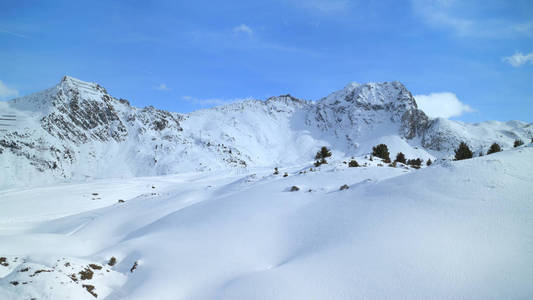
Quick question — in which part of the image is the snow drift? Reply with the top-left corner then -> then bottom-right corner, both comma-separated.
0,145 -> 532,299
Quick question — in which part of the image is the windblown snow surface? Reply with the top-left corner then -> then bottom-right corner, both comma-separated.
1,145 -> 532,299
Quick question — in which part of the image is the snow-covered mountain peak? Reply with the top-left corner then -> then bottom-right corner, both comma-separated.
56,75 -> 110,104
314,81 -> 428,140
320,81 -> 418,111
60,75 -> 99,90
264,94 -> 310,110
9,75 -> 109,114
266,94 -> 305,103
25,76 -> 129,144
344,81 -> 361,89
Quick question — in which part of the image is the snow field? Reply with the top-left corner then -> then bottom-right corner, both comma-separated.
1,146 -> 532,299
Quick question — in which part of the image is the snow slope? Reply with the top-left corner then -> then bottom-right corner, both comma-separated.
2,76 -> 531,189
1,145 -> 532,299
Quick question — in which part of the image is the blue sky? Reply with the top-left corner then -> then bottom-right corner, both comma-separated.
1,0 -> 532,122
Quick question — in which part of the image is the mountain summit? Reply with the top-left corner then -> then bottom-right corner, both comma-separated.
316,81 -> 429,140
0,76 -> 530,188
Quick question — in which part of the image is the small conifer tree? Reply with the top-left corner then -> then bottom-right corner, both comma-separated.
454,142 -> 473,160
395,152 -> 406,164
315,146 -> 332,160
314,146 -> 331,166
514,139 -> 524,148
426,158 -> 432,166
348,160 -> 359,167
372,144 -> 390,163
487,143 -> 501,155
407,158 -> 422,168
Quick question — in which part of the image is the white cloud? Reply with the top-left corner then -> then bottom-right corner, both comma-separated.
0,80 -> 19,100
154,83 -> 170,91
415,92 -> 474,119
233,24 -> 253,36
503,52 -> 533,67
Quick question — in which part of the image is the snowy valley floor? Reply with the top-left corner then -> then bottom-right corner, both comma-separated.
1,147 -> 533,299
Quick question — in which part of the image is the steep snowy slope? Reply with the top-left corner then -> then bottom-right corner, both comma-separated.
1,146 -> 532,299
422,118 -> 532,154
1,76 -> 531,189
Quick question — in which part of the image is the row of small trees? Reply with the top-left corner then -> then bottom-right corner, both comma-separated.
312,137 -> 527,167
372,144 -> 429,167
313,144 -> 429,169
455,138 -> 525,160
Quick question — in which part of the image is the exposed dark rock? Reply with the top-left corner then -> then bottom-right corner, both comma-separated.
83,284 -> 98,298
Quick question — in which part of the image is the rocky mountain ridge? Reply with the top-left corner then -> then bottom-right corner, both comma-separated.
0,76 -> 531,188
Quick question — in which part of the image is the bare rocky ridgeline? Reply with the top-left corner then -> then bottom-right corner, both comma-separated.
0,76 -> 531,188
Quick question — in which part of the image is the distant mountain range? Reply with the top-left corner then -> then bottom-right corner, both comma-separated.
1,76 -> 531,188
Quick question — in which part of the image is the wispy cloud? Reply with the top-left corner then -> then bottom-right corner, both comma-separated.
233,24 -> 253,36
187,28 -> 319,57
181,96 -> 251,107
413,1 -> 472,35
511,22 -> 533,36
503,51 -> 533,67
411,0 -> 533,38
0,80 -> 19,100
286,0 -> 351,14
111,34 -> 163,44
154,83 -> 170,91
415,92 -> 474,119
0,28 -> 30,39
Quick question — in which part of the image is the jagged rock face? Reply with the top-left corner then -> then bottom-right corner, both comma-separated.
0,76 -> 189,187
128,105 -> 183,134
18,76 -> 185,145
40,77 -> 128,144
400,108 -> 430,139
313,81 -> 429,140
265,94 -> 309,107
